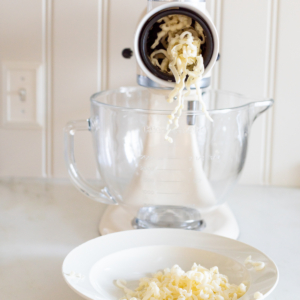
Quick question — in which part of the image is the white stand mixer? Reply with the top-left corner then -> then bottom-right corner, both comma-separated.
99,0 -> 239,239
65,0 -> 272,240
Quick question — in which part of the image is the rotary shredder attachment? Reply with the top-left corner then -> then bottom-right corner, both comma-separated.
134,0 -> 219,89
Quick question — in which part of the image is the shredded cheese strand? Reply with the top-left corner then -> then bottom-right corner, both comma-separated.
149,15 -> 212,143
244,256 -> 266,271
254,291 -> 264,299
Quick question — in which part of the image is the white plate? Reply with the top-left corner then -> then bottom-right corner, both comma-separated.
62,229 -> 278,300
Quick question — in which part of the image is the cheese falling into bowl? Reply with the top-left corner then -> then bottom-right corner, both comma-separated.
149,15 -> 212,143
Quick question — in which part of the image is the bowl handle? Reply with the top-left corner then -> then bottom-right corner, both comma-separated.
64,119 -> 117,205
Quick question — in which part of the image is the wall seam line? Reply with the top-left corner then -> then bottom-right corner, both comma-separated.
42,0 -> 53,178
211,0 -> 222,90
261,0 -> 278,185
99,0 -> 109,91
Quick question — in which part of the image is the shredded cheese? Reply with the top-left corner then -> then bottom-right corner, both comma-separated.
149,15 -> 212,143
244,256 -> 265,271
117,263 -> 247,300
254,291 -> 264,299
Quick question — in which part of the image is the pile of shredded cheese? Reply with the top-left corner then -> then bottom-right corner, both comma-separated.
149,15 -> 212,143
117,263 -> 247,300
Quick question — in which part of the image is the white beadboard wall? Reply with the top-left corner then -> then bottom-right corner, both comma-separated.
0,0 -> 44,177
0,0 -> 299,187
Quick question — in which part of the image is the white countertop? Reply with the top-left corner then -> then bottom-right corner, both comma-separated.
0,179 -> 299,299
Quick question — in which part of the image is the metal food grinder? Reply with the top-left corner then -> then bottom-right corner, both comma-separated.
135,0 -> 219,90
65,0 -> 273,239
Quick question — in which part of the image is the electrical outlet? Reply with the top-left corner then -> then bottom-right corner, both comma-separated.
2,62 -> 42,129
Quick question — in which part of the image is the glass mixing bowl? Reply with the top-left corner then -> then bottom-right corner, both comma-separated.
64,87 -> 273,229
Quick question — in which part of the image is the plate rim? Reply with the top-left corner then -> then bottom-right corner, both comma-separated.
62,229 -> 279,300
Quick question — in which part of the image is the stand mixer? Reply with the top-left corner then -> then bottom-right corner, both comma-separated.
64,0 -> 273,239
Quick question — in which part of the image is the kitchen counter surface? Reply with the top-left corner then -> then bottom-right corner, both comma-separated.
0,179 -> 299,299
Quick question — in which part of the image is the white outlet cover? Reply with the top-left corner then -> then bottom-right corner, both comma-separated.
2,61 -> 43,129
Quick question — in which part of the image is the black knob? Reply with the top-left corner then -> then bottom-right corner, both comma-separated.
122,48 -> 133,59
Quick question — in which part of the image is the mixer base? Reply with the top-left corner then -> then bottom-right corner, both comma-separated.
99,203 -> 239,239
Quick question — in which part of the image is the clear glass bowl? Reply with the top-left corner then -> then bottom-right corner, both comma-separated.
64,87 -> 273,229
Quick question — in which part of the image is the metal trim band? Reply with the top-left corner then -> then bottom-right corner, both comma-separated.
149,0 -> 206,2
137,75 -> 211,89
